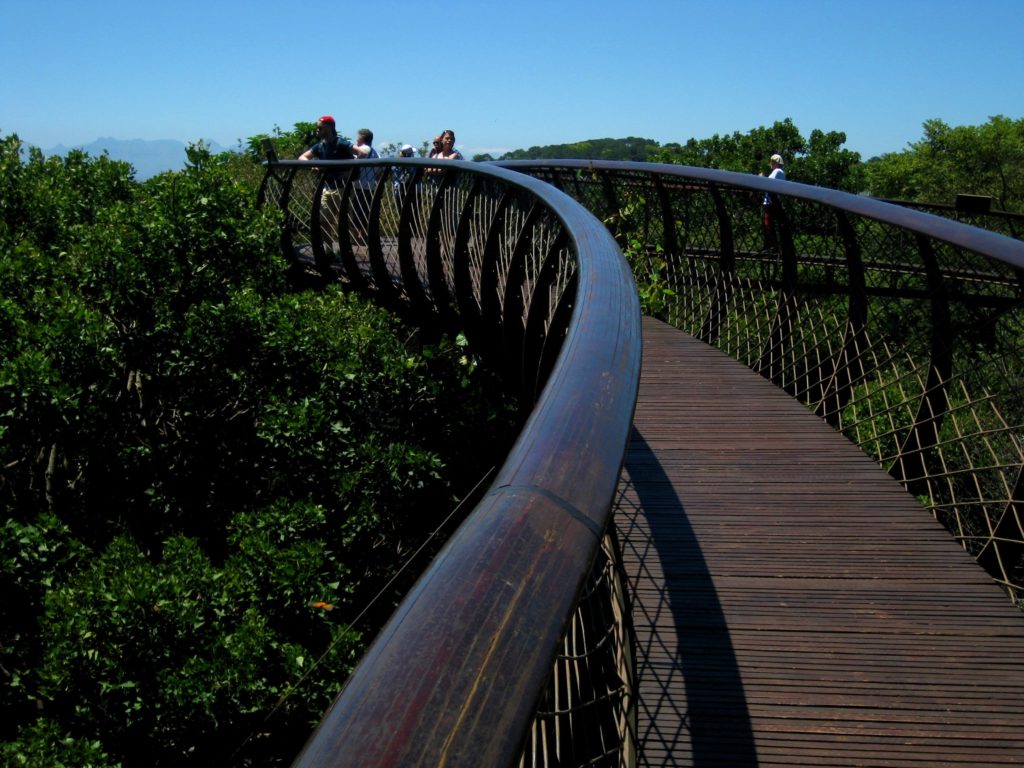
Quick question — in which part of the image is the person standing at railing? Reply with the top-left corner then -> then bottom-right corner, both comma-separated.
352,127 -> 378,160
426,130 -> 464,189
298,115 -> 354,161
298,116 -> 354,252
393,144 -> 417,191
391,144 -> 422,237
428,129 -> 464,160
761,153 -> 785,250
350,128 -> 379,241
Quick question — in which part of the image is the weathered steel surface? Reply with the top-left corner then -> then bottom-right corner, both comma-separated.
616,317 -> 1024,767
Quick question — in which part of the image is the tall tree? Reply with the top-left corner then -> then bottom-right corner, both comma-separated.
865,116 -> 1024,212
651,119 -> 863,192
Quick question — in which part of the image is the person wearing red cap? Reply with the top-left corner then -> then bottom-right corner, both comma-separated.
299,116 -> 353,253
298,116 -> 353,162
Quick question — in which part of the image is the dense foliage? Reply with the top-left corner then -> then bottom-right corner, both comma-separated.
650,118 -> 865,192
864,115 -> 1024,213
487,136 -> 661,163
0,132 -> 517,766
210,122 -> 324,192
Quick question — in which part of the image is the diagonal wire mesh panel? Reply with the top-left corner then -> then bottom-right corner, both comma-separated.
518,532 -> 636,768
501,160 -> 1024,604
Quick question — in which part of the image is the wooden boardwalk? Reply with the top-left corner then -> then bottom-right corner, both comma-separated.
613,317 -> 1024,767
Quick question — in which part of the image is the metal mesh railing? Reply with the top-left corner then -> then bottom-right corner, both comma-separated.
258,153 -> 1024,766
260,161 -> 589,402
875,196 -> 1024,241
260,158 -> 641,768
519,532 -> 636,768
502,160 -> 1024,604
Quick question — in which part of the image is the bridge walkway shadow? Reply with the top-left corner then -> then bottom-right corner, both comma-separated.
613,316 -> 1024,767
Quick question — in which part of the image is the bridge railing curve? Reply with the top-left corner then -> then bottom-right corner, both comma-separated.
499,159 -> 1024,603
260,157 -> 642,767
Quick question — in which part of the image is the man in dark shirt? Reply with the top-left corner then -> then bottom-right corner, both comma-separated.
299,116 -> 353,252
299,115 -> 353,161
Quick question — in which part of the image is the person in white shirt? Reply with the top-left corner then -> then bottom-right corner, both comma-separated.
352,128 -> 379,160
351,128 -> 380,240
761,153 -> 785,249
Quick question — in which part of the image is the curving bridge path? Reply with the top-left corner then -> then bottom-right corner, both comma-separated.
617,317 -> 1024,766
260,156 -> 1024,767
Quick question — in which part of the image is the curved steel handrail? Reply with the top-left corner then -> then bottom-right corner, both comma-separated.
500,159 -> 1024,601
874,196 -> 1024,241
260,158 -> 641,766
498,160 -> 1024,269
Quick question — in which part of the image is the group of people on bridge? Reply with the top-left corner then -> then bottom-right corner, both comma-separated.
298,116 -> 463,163
296,114 -> 787,254
297,116 -> 465,250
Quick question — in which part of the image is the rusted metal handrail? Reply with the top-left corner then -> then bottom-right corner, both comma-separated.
501,159 -> 1024,602
260,158 -> 641,766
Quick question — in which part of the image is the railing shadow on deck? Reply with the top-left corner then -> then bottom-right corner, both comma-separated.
499,159 -> 1024,606
259,157 -> 642,767
617,428 -> 758,765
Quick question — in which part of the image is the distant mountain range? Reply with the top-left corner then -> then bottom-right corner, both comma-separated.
42,137 -> 231,180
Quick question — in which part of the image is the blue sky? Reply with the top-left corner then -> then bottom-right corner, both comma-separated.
2,0 -> 1021,160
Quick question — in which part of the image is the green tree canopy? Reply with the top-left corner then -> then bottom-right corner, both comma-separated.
0,132 -> 516,766
864,115 -> 1024,213
501,136 -> 662,162
651,118 -> 864,192
492,123 -> 862,191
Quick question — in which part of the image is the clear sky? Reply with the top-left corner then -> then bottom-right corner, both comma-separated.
2,0 -> 1021,160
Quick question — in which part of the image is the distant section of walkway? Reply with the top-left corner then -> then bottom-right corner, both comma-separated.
614,317 -> 1024,767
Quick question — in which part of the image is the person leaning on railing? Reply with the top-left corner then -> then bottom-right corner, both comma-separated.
298,115 -> 354,251
350,128 -> 380,240
425,129 -> 464,185
392,143 -> 417,191
760,152 -> 785,250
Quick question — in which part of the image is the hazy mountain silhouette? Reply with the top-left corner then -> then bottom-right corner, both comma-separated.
43,137 -> 231,180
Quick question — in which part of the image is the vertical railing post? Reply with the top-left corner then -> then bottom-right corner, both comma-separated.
813,209 -> 869,425
889,235 -> 954,497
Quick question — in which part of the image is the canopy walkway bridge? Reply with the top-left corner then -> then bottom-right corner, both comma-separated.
259,155 -> 1024,767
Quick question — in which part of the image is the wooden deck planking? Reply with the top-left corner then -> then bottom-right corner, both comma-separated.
613,317 -> 1024,767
